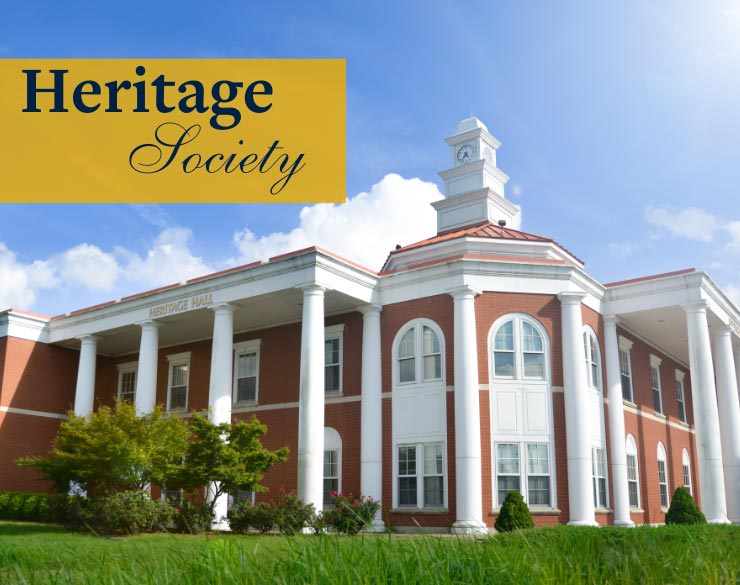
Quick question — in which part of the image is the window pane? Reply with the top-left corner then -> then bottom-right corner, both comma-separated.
523,353 -> 544,378
172,364 -> 188,387
422,326 -> 440,354
497,476 -> 520,505
522,322 -> 543,352
423,354 -> 441,380
398,446 -> 416,476
120,371 -> 136,402
497,444 -> 519,474
325,364 -> 340,393
494,321 -> 514,351
494,351 -> 515,377
424,476 -> 444,507
325,338 -> 339,365
527,444 -> 549,474
621,374 -> 632,401
528,476 -> 550,506
399,477 -> 417,506
399,358 -> 415,383
323,478 -> 339,507
399,329 -> 415,359
424,444 -> 443,475
170,386 -> 187,410
237,377 -> 256,402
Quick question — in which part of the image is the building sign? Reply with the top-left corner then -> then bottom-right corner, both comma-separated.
149,293 -> 213,319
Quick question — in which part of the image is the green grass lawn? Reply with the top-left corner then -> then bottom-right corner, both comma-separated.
1,521 -> 738,584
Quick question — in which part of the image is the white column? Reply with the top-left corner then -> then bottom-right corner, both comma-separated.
712,325 -> 740,523
206,303 -> 236,530
359,304 -> 385,531
558,292 -> 597,526
683,302 -> 728,524
134,321 -> 160,414
451,287 -> 487,534
603,316 -> 634,527
74,335 -> 99,416
297,285 -> 326,515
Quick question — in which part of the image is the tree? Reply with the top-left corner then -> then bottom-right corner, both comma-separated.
17,401 -> 189,496
665,486 -> 706,525
495,490 -> 534,532
168,414 -> 289,520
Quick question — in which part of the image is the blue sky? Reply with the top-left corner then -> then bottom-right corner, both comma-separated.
3,1 -> 740,315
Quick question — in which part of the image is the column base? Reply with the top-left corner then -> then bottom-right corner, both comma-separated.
707,516 -> 731,525
567,519 -> 599,527
452,520 -> 489,535
209,520 -> 231,532
613,519 -> 635,528
362,519 -> 386,533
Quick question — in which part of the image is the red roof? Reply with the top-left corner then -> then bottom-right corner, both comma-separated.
604,268 -> 696,288
383,221 -> 583,269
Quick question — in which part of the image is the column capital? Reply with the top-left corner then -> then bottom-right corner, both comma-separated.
297,283 -> 328,296
209,302 -> 237,315
76,334 -> 101,344
557,291 -> 587,305
710,323 -> 733,338
603,314 -> 621,328
449,285 -> 481,300
358,303 -> 382,317
681,300 -> 709,314
135,319 -> 162,330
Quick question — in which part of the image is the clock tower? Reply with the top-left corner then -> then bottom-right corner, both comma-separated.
433,117 -> 522,233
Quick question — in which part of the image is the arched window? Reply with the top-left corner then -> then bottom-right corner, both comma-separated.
492,316 -> 545,380
625,434 -> 640,509
396,321 -> 443,384
583,328 -> 602,391
682,449 -> 692,495
323,427 -> 342,507
657,442 -> 669,509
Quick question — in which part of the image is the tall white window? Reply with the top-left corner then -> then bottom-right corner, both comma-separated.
675,370 -> 686,423
651,355 -> 663,414
117,362 -> 138,404
657,442 -> 669,509
618,336 -> 634,402
626,435 -> 640,509
323,427 -> 342,507
324,325 -> 344,394
496,443 -> 520,505
682,449 -> 692,495
233,340 -> 260,404
583,329 -> 602,390
592,447 -> 608,509
166,352 -> 191,411
493,317 -> 545,379
397,443 -> 445,509
392,319 -> 447,510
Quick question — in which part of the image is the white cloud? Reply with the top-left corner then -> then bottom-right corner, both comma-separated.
51,244 -> 120,292
608,241 -> 641,259
232,173 -> 444,270
643,205 -> 723,242
0,244 -> 56,309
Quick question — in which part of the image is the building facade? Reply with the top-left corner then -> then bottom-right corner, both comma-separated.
2,117 -> 740,532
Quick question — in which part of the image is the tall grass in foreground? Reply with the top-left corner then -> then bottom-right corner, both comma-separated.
1,522 -> 738,584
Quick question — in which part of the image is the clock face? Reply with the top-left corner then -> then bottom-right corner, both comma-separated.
456,143 -> 475,165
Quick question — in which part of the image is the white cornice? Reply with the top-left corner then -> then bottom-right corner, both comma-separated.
0,311 -> 49,342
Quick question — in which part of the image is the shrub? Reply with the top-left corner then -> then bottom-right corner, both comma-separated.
228,501 -> 275,534
666,487 -> 706,525
273,490 -> 315,535
324,492 -> 381,535
7,493 -> 27,521
174,501 -> 213,534
495,490 -> 534,532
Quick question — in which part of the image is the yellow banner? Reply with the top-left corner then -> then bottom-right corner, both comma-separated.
0,59 -> 345,203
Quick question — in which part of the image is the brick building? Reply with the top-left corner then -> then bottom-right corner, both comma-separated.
1,117 -> 739,532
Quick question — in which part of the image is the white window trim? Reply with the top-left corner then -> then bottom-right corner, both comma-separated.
491,314 -> 548,382
394,441 -> 448,510
625,434 -> 640,510
494,441 -> 554,508
682,448 -> 692,495
675,370 -> 687,423
657,442 -> 669,510
324,427 -> 342,508
591,446 -> 609,510
650,354 -> 663,414
116,361 -> 138,403
583,327 -> 602,392
324,324 -> 345,395
392,319 -> 446,387
618,336 -> 634,403
166,351 -> 192,412
233,339 -> 261,404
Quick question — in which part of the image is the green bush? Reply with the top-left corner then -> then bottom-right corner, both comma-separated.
666,486 -> 706,525
324,492 -> 381,535
0,492 -> 56,523
273,490 -> 315,535
228,501 -> 275,534
495,490 -> 534,532
173,501 -> 213,534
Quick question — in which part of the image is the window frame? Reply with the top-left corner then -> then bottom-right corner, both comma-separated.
494,441 -> 553,508
116,361 -> 138,404
682,448 -> 692,495
232,339 -> 261,405
625,434 -> 640,509
591,446 -> 608,509
396,442 -> 447,509
675,370 -> 687,423
651,355 -> 663,414
657,442 -> 669,509
324,324 -> 344,395
491,315 -> 547,381
166,351 -> 191,412
323,427 -> 342,508
618,336 -> 634,403
393,320 -> 445,387
583,328 -> 602,392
